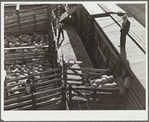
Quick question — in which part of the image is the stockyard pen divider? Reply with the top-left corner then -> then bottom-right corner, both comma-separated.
4,4 -> 64,110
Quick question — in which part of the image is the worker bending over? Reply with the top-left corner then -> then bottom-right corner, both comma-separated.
119,14 -> 130,47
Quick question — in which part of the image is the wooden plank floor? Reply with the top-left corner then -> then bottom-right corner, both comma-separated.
95,16 -> 146,89
56,25 -> 93,68
55,24 -> 93,85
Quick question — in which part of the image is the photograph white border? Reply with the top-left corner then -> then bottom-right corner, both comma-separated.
1,1 -> 148,121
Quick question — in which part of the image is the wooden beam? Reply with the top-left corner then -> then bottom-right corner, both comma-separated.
47,4 -> 53,51
72,86 -> 118,92
36,97 -> 61,108
36,92 -> 61,103
4,94 -> 32,106
4,99 -> 32,110
34,86 -> 62,98
6,68 -> 61,83
4,45 -> 49,50
70,67 -> 110,73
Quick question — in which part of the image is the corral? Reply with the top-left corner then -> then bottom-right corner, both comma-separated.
3,3 -> 146,111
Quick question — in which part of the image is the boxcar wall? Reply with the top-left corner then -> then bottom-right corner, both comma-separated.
68,4 -> 106,59
93,19 -> 120,77
72,4 -> 120,75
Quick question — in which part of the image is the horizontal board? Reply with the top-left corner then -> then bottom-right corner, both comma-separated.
4,94 -> 32,106
4,99 -> 32,110
36,92 -> 61,103
34,86 -> 62,98
36,97 -> 61,108
6,68 -> 61,83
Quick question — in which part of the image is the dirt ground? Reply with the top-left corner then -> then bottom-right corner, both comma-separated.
117,4 -> 146,27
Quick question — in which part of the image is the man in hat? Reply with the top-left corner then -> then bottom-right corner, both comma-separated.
119,14 -> 130,47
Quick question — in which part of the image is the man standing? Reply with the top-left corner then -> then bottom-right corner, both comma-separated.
52,13 -> 57,37
119,14 -> 130,47
57,22 -> 64,45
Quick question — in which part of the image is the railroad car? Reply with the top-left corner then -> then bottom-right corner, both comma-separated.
71,3 -> 146,110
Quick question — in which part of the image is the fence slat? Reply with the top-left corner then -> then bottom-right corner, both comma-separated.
35,86 -> 62,98
6,68 -> 61,83
4,45 -> 49,50
72,86 -> 118,92
70,67 -> 110,73
36,92 -> 61,103
35,78 -> 62,88
13,104 -> 32,110
36,97 -> 61,108
4,94 -> 32,106
4,99 -> 32,110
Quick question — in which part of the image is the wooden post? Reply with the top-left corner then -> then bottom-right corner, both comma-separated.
4,78 -> 8,100
61,87 -> 65,110
16,10 -> 21,29
4,89 -> 8,100
63,62 -> 67,91
33,6 -> 37,28
47,4 -> 53,54
114,88 -> 119,110
57,64 -> 62,87
16,4 -> 20,29
34,14 -> 37,29
85,68 -> 89,85
52,40 -> 57,68
69,84 -> 72,110
32,93 -> 36,110
93,89 -> 97,102
61,61 -> 67,110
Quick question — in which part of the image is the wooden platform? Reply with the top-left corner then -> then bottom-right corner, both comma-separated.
55,25 -> 93,84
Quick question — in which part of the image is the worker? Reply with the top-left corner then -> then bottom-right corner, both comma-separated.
119,14 -> 130,47
57,22 -> 64,46
25,75 -> 35,95
52,13 -> 58,37
25,78 -> 31,95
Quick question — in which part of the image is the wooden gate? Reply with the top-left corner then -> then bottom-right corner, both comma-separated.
62,61 -> 124,110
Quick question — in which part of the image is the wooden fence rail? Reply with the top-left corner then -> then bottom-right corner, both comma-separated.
5,68 -> 61,84
4,64 -> 63,110
4,86 -> 62,110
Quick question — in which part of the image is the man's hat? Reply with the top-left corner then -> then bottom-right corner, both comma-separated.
122,14 -> 128,20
